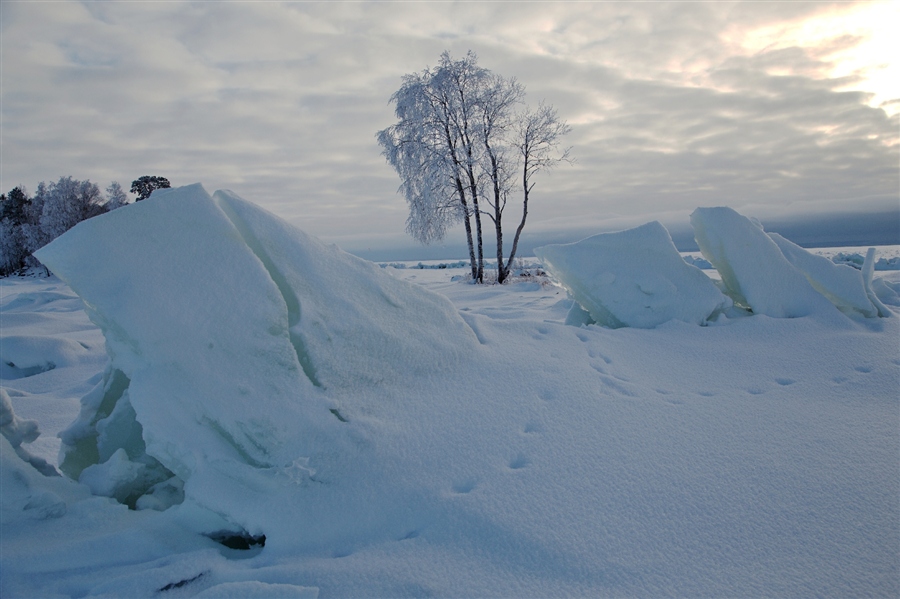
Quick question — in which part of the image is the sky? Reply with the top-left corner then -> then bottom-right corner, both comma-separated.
1,1 -> 898,259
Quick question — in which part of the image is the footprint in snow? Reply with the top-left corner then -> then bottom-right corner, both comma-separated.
523,421 -> 542,434
775,378 -> 796,386
587,349 -> 613,364
451,479 -> 477,494
508,454 -> 530,470
854,365 -> 873,374
598,374 -> 637,397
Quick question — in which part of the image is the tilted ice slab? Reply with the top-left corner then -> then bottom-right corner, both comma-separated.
34,184 -> 478,512
535,221 -> 731,328
690,207 -> 841,319
768,233 -> 880,318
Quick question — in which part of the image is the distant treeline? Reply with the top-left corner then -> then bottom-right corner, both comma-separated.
0,176 -> 170,276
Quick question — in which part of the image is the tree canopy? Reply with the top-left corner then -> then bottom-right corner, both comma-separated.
378,51 -> 570,283
1,177 -> 128,276
131,176 -> 171,201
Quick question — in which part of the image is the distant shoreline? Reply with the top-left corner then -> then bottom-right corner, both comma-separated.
353,209 -> 900,262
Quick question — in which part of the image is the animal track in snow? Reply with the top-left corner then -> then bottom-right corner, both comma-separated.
775,378 -> 796,386
451,479 -> 477,494
523,421 -> 542,434
590,363 -> 607,375
597,374 -> 637,397
854,365 -> 873,374
508,454 -> 530,470
586,349 -> 612,364
538,389 -> 556,401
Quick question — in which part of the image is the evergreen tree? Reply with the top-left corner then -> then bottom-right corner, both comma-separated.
130,176 -> 171,201
0,187 -> 33,275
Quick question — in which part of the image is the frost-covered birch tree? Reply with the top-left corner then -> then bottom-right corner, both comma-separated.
39,177 -> 107,241
0,177 -> 128,276
378,51 -> 489,281
105,181 -> 129,210
501,103 -> 571,283
378,51 -> 570,283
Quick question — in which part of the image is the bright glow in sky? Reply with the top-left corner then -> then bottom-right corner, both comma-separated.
736,1 -> 899,115
1,1 -> 897,257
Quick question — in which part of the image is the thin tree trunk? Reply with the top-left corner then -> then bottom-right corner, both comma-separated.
474,198 -> 484,283
505,172 -> 531,281
465,169 -> 484,283
496,218 -> 505,283
488,153 -> 507,284
455,176 -> 478,281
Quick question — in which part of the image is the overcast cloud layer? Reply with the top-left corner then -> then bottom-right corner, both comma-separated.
1,1 -> 897,257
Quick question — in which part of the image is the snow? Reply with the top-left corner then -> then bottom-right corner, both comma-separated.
1,185 -> 898,598
534,221 -> 731,328
770,232 -> 879,318
691,207 -> 844,319
31,183 -> 477,517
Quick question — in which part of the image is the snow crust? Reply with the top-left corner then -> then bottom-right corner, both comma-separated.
2,186 -> 897,598
534,221 -> 730,328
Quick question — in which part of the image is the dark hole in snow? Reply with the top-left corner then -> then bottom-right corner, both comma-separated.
158,571 -> 205,592
207,530 -> 266,550
330,408 -> 348,422
2,361 -> 56,379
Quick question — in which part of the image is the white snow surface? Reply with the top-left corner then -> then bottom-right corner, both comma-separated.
534,221 -> 731,328
1,185 -> 898,598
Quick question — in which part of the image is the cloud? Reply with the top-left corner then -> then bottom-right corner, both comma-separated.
1,1 -> 896,254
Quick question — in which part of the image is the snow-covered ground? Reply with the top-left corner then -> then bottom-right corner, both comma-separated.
1,188 -> 898,598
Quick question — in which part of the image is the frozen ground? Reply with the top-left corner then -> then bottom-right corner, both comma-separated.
1,189 -> 898,598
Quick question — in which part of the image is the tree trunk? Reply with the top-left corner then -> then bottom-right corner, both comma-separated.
496,219 -> 506,283
474,199 -> 484,283
490,154 -> 507,284
464,167 -> 484,283
455,176 -> 478,281
505,175 -> 531,282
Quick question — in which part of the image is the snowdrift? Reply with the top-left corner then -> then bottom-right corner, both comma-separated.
34,184 -> 478,516
537,206 -> 888,328
5,187 -> 895,597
